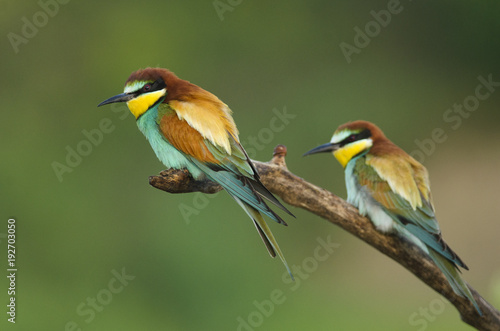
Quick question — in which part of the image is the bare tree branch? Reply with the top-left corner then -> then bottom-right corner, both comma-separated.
149,145 -> 500,331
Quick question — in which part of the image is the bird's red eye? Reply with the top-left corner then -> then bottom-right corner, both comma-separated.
143,84 -> 151,91
347,134 -> 357,142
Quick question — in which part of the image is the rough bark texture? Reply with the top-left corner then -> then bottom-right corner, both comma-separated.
149,145 -> 500,331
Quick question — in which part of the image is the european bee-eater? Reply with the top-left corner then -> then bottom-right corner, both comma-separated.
98,68 -> 293,277
304,120 -> 481,314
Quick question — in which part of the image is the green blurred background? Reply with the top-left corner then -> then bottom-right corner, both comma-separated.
2,1 -> 500,330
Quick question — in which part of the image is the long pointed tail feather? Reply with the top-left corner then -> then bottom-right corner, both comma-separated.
190,158 -> 293,278
427,249 -> 481,315
233,196 -> 293,279
253,219 -> 277,258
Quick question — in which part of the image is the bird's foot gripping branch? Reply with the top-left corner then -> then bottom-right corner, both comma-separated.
150,144 -> 500,331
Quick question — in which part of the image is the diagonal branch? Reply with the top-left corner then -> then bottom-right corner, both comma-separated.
149,145 -> 500,331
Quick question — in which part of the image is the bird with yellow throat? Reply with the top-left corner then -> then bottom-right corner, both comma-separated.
304,120 -> 481,314
98,68 -> 294,277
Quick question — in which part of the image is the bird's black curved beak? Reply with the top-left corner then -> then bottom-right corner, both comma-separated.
303,142 -> 339,156
98,93 -> 134,107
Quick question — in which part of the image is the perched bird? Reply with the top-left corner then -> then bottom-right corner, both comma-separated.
98,68 -> 293,277
304,120 -> 481,314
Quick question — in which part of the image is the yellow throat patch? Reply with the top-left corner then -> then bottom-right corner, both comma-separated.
333,139 -> 372,168
126,89 -> 166,118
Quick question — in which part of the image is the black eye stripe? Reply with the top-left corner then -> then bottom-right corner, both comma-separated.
137,79 -> 166,95
340,129 -> 371,146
